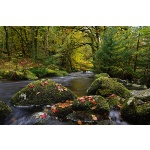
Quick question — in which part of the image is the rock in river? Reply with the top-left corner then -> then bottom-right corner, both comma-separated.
121,96 -> 150,124
0,99 -> 12,124
11,79 -> 76,107
87,77 -> 131,98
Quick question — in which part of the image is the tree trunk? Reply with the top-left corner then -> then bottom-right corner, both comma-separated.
3,26 -> 11,60
31,26 -> 36,61
134,32 -> 140,72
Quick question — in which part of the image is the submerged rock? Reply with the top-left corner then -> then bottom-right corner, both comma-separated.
11,79 -> 76,107
0,100 -> 12,124
87,77 -> 131,98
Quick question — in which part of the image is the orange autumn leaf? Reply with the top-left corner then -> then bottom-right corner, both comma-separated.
28,84 -> 34,88
77,120 -> 82,125
91,115 -> 98,121
40,83 -> 45,86
91,100 -> 97,105
91,106 -> 97,110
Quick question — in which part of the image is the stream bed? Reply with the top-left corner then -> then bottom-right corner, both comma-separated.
0,72 -> 129,125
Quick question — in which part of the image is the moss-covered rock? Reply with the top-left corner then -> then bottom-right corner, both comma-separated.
11,79 -> 76,106
95,73 -> 110,79
24,70 -> 38,80
66,111 -> 107,125
72,95 -> 110,116
121,97 -> 150,124
48,95 -> 110,124
106,94 -> 125,109
87,77 -> 131,98
0,100 -> 12,124
48,100 -> 73,120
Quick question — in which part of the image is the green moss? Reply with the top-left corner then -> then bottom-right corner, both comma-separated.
11,79 -> 76,106
48,100 -> 73,120
95,73 -> 110,79
0,100 -> 12,124
87,77 -> 131,98
24,70 -> 38,80
107,97 -> 120,109
121,97 -> 150,124
72,95 -> 110,116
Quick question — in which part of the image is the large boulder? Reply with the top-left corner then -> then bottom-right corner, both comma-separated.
11,79 -> 76,106
87,77 -> 131,98
49,95 -> 110,124
121,97 -> 150,124
0,100 -> 12,124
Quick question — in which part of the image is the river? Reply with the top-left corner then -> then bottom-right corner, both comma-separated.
0,72 -> 129,125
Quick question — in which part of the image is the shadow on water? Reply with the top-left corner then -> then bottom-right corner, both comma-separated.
0,72 -> 130,125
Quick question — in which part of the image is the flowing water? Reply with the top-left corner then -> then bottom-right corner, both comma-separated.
0,72 -> 129,125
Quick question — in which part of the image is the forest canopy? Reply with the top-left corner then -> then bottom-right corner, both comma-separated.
0,26 -> 150,85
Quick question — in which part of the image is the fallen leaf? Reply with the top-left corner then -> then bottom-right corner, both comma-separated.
91,106 -> 97,110
36,92 -> 40,95
91,115 -> 98,121
109,94 -> 117,98
40,83 -> 45,86
77,120 -> 82,125
91,100 -> 97,105
44,81 -> 49,85
118,105 -> 122,109
40,113 -> 47,119
28,84 -> 34,88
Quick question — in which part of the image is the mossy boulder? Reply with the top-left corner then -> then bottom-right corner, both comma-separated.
66,111 -> 108,125
121,97 -> 150,124
11,79 -> 76,106
72,95 -> 110,116
95,73 -> 110,79
106,94 -> 125,109
87,77 -> 131,98
0,100 -> 12,124
48,100 -> 73,120
48,95 -> 110,124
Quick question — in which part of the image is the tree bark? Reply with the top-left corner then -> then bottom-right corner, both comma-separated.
134,32 -> 140,72
3,26 -> 11,60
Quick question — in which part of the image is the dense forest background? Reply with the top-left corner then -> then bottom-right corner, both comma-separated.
0,26 -> 150,85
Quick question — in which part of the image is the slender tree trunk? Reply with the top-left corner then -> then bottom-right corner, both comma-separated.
31,26 -> 35,61
134,32 -> 140,72
3,26 -> 11,60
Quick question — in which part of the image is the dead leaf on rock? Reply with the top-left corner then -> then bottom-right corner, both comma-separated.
91,115 -> 98,121
36,92 -> 40,95
91,106 -> 97,110
77,120 -> 82,125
